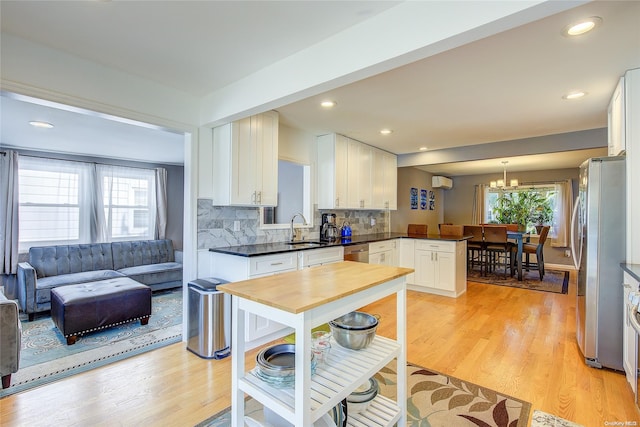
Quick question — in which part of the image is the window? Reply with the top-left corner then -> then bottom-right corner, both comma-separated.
18,157 -> 93,251
485,185 -> 558,236
98,165 -> 156,241
18,156 -> 158,251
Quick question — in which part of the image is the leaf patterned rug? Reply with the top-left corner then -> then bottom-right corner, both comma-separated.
199,361 -> 531,427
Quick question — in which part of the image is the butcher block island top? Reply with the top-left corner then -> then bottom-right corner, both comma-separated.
216,261 -> 413,314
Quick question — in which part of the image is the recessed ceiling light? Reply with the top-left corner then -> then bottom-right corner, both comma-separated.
29,121 -> 54,129
563,91 -> 587,100
320,100 -> 336,108
380,129 -> 393,135
562,16 -> 602,37
419,147 -> 428,151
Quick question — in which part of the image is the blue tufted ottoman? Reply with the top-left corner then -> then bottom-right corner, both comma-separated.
50,277 -> 152,345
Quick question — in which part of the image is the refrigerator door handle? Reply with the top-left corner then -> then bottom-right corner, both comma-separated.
570,195 -> 582,270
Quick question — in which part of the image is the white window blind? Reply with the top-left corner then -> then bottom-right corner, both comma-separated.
18,157 -> 159,251
97,165 -> 156,241
18,157 -> 93,251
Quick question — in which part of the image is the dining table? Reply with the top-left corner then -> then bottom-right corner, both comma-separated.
508,231 -> 530,281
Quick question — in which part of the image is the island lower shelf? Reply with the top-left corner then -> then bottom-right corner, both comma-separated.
241,335 -> 400,425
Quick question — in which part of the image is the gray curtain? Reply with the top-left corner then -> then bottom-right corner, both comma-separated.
155,167 -> 168,239
1,151 -> 19,298
90,164 -> 107,243
471,184 -> 486,224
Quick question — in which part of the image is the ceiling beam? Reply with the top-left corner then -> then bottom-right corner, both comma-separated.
397,128 -> 607,167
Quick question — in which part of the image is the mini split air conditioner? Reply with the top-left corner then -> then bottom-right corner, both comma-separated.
432,176 -> 453,190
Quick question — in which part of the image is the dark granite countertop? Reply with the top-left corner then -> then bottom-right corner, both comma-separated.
621,263 -> 640,283
209,233 -> 471,257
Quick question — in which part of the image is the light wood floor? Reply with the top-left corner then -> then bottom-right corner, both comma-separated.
1,272 -> 638,426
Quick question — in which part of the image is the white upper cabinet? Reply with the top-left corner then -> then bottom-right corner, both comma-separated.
608,76 -> 626,156
317,133 -> 397,210
372,147 -> 398,210
202,111 -> 278,206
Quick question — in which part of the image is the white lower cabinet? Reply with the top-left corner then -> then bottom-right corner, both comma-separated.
623,272 -> 638,395
399,239 -> 415,284
298,246 -> 344,268
402,239 -> 467,297
369,240 -> 397,266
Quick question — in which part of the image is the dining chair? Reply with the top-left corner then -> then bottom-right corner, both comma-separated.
483,225 -> 513,278
408,224 -> 428,235
439,224 -> 463,236
517,225 -> 550,280
463,225 -> 484,273
438,223 -> 453,232
504,224 -> 520,232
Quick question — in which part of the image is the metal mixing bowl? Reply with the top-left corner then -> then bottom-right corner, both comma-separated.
330,311 -> 378,330
256,343 -> 315,378
329,321 -> 377,350
347,377 -> 379,403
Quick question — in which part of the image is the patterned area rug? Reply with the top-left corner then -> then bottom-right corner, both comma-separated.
1,289 -> 182,398
467,267 -> 569,294
199,361 -> 531,427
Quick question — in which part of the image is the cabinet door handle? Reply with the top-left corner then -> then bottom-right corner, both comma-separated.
335,197 -> 340,207
251,191 -> 256,203
257,191 -> 262,204
435,253 -> 438,261
270,262 -> 284,266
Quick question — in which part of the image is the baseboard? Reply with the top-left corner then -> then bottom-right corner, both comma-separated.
545,263 -> 576,271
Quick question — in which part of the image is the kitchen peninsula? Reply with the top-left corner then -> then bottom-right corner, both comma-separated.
200,232 -> 469,349
217,261 -> 413,427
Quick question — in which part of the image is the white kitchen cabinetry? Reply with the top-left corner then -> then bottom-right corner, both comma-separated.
317,133 -> 349,209
298,246 -> 344,268
221,262 -> 408,427
398,239 -> 415,284
206,111 -> 278,206
405,239 -> 467,297
623,272 -> 638,395
608,76 -> 626,157
317,133 -> 397,210
369,240 -> 397,266
372,148 -> 398,210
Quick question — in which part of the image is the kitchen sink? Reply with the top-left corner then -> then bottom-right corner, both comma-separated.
286,241 -> 322,248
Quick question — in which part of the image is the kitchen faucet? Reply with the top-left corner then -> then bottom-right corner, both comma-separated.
290,213 -> 308,242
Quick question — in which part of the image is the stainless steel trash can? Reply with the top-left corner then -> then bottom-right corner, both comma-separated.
187,278 -> 231,359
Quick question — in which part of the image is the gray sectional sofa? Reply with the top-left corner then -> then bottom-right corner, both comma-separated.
17,239 -> 182,320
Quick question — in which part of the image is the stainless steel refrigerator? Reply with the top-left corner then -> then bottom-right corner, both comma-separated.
571,156 -> 625,370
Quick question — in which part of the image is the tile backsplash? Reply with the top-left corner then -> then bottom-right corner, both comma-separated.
197,199 -> 390,249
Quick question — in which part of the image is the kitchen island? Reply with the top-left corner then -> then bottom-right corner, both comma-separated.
218,261 -> 413,427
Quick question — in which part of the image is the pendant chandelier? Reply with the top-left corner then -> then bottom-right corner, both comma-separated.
490,161 -> 519,189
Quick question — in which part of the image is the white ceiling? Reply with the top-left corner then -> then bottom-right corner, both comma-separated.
1,1 -> 638,175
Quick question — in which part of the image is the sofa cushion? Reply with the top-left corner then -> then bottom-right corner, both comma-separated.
29,244 -> 115,278
111,240 -> 175,270
35,270 -> 126,305
117,262 -> 182,286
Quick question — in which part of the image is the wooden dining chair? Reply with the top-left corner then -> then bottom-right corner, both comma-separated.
408,224 -> 428,235
463,225 -> 484,273
439,224 -> 463,236
483,225 -> 513,278
438,223 -> 453,232
517,225 -> 550,280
